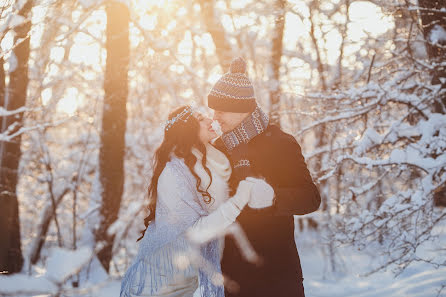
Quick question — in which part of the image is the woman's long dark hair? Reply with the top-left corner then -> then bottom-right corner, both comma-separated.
137,105 -> 213,241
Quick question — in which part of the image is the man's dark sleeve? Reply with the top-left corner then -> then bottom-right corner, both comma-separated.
267,134 -> 321,216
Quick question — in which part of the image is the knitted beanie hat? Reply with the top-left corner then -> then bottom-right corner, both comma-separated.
207,57 -> 257,113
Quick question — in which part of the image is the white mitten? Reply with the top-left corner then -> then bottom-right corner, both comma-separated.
231,179 -> 254,210
246,177 -> 275,209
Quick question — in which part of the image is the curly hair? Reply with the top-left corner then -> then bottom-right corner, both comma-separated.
137,105 -> 213,241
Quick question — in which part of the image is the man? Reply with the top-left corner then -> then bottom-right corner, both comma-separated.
208,57 -> 321,297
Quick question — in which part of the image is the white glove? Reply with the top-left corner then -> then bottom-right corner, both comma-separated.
246,177 -> 275,209
230,179 -> 254,210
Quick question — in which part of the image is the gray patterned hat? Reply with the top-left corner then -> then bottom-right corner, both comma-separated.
207,57 -> 257,113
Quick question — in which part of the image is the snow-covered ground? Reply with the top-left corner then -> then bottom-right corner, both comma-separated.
1,224 -> 445,297
298,232 -> 446,297
113,227 -> 446,297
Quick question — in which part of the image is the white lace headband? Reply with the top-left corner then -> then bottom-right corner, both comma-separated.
162,105 -> 196,131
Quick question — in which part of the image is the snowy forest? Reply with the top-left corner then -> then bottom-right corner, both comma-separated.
0,0 -> 445,296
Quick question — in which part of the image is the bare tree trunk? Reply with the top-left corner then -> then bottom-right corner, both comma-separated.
0,57 -> 4,106
418,0 -> 446,73
0,53 -> 7,273
29,188 -> 70,265
308,0 -> 328,213
198,0 -> 233,71
95,0 -> 129,272
336,0 -> 350,87
418,0 -> 446,93
418,0 -> 446,206
0,0 -> 33,274
309,0 -> 327,92
269,0 -> 286,127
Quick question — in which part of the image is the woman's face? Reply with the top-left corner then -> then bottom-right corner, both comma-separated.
195,113 -> 218,143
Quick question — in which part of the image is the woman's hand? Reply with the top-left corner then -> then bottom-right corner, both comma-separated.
231,179 -> 255,210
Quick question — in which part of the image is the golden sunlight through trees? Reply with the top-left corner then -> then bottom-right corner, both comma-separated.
1,0 -> 445,295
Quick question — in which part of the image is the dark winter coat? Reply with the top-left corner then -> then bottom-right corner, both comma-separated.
214,124 -> 321,297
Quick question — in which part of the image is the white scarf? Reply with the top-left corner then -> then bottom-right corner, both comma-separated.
192,143 -> 231,211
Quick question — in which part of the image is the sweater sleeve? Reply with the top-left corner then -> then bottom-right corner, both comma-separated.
186,181 -> 252,244
273,134 -> 321,216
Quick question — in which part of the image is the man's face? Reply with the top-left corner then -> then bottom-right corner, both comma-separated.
213,110 -> 250,133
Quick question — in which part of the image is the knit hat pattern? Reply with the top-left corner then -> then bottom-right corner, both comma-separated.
208,57 -> 257,113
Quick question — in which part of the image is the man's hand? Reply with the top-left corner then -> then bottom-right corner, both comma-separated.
245,177 -> 275,209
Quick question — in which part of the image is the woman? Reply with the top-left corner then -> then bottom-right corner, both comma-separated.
120,105 -> 254,297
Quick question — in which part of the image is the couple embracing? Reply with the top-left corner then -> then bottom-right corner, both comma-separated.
120,57 -> 321,297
